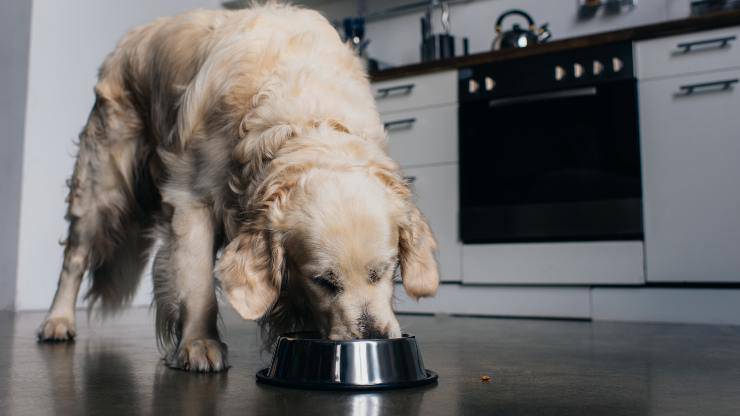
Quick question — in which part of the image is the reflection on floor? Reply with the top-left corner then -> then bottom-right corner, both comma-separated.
1,308 -> 740,415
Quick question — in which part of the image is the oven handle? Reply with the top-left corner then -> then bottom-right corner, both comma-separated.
488,87 -> 598,108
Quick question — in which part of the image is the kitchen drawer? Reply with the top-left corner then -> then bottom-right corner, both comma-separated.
383,104 -> 457,167
403,164 -> 461,282
373,70 -> 457,114
636,26 -> 740,80
462,241 -> 644,285
639,69 -> 740,282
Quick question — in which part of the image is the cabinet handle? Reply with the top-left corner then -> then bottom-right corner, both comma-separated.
403,176 -> 417,184
677,79 -> 738,96
375,83 -> 415,99
383,118 -> 417,130
676,35 -> 736,53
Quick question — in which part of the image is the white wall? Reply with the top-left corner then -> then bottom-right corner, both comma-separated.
0,0 -> 33,311
15,0 -> 221,311
307,0 -> 692,66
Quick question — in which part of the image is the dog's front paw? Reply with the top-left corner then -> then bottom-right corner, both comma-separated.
37,317 -> 76,342
166,339 -> 229,372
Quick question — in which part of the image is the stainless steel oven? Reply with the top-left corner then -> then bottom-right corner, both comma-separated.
458,42 -> 643,243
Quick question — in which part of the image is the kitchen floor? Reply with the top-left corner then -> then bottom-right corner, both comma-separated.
1,309 -> 739,416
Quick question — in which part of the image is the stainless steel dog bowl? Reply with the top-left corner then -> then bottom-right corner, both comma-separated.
256,332 -> 437,390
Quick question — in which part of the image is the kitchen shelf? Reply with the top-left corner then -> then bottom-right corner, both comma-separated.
369,9 -> 740,81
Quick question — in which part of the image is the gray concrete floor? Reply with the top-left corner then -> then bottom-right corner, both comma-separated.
1,308 -> 740,415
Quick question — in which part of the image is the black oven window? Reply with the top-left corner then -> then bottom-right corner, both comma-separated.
460,79 -> 641,208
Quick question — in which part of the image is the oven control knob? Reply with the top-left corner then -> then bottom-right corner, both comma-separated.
574,63 -> 585,78
593,60 -> 604,75
484,76 -> 496,91
468,79 -> 480,94
612,57 -> 624,72
555,65 -> 567,81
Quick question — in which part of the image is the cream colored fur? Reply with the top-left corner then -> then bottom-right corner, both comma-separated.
38,3 -> 439,372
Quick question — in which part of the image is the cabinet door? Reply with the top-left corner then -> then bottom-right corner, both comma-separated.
636,26 -> 740,81
383,104 -> 457,168
403,164 -> 461,282
640,69 -> 740,282
372,71 -> 457,114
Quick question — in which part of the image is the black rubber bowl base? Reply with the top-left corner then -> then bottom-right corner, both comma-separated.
255,368 -> 438,391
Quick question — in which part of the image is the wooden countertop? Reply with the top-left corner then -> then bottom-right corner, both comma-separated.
370,10 -> 740,82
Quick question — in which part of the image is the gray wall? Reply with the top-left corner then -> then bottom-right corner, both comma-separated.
13,0 -> 221,311
0,0 -> 33,311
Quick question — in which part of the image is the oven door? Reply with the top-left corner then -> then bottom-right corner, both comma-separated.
459,79 -> 643,243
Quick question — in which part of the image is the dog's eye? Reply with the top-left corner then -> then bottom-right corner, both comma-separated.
368,269 -> 380,284
312,273 -> 340,294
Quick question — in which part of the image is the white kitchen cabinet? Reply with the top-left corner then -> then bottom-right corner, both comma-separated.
373,73 -> 460,282
636,26 -> 740,80
383,104 -> 458,167
372,70 -> 457,114
403,164 -> 461,282
640,68 -> 740,282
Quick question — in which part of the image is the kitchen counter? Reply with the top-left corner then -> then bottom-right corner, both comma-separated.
371,10 -> 740,82
3,308 -> 740,415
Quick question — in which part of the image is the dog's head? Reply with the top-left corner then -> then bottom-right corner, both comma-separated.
216,133 -> 438,341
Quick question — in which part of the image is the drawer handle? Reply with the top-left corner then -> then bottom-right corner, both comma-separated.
403,176 -> 417,184
678,79 -> 738,96
375,83 -> 415,99
383,118 -> 417,130
676,35 -> 736,54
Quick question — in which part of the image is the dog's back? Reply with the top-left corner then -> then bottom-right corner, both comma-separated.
98,5 -> 379,149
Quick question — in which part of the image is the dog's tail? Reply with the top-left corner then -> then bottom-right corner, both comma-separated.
80,127 -> 162,315
73,100 -> 161,315
84,151 -> 161,314
85,218 -> 151,314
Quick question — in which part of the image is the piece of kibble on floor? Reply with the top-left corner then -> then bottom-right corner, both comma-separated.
480,375 -> 491,383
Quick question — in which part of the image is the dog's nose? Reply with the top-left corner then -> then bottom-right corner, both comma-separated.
357,310 -> 388,339
360,327 -> 388,339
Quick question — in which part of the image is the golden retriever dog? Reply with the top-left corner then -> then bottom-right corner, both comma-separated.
37,3 -> 439,372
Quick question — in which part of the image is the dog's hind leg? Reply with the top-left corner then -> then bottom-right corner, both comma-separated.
153,194 -> 227,372
38,235 -> 89,341
38,89 -> 147,342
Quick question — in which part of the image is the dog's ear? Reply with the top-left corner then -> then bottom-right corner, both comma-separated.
217,158 -> 299,320
371,164 -> 440,299
215,230 -> 284,320
398,204 -> 440,299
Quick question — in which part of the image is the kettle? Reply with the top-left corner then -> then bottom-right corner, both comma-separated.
491,9 -> 551,50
